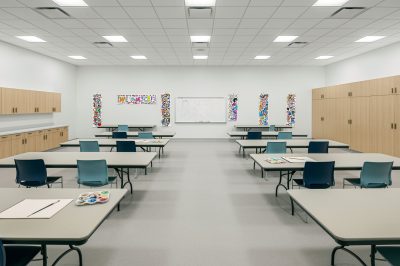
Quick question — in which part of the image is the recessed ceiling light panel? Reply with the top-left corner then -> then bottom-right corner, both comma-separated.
193,55 -> 208,59
313,0 -> 349,6
315,56 -> 334,60
16,36 -> 46,42
102,35 -> 128,43
190,36 -> 211,43
355,36 -> 385,42
273,36 -> 298,43
254,55 -> 271,60
185,0 -> 216,7
131,55 -> 147,60
68,55 -> 86,60
52,0 -> 88,6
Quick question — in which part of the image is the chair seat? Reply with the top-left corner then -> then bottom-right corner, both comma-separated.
47,176 -> 63,184
5,245 -> 41,266
377,246 -> 400,265
78,176 -> 117,187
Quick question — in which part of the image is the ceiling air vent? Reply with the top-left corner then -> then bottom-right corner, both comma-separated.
93,41 -> 113,48
35,7 -> 71,19
331,7 -> 367,19
288,42 -> 309,48
188,7 -> 213,18
192,48 -> 209,53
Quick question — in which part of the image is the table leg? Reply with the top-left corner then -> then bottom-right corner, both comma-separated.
330,246 -> 367,266
242,148 -> 245,158
158,147 -> 161,159
371,245 -> 376,266
41,244 -> 47,266
52,245 -> 82,266
275,172 -> 288,197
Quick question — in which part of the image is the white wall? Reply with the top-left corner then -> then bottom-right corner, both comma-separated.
0,41 -> 77,138
326,42 -> 400,86
76,66 -> 324,138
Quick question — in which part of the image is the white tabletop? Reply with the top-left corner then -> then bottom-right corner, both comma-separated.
251,153 -> 400,171
0,152 -> 157,168
97,124 -> 155,129
61,138 -> 170,147
0,124 -> 69,137
95,131 -> 176,138
288,189 -> 400,245
227,131 -> 307,137
0,188 -> 127,244
237,139 -> 349,148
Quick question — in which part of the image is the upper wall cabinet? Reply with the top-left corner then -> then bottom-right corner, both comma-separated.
369,76 -> 400,96
0,88 -> 61,115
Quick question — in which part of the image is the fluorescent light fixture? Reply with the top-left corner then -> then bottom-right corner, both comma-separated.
193,55 -> 208,59
102,35 -> 128,43
52,0 -> 88,6
315,56 -> 334,60
313,0 -> 349,6
190,36 -> 211,43
131,55 -> 147,60
16,36 -> 46,42
355,36 -> 386,43
254,55 -> 271,60
68,55 -> 86,60
185,0 -> 216,6
273,36 -> 298,43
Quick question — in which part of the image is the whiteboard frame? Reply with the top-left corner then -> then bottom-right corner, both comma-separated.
175,97 -> 227,124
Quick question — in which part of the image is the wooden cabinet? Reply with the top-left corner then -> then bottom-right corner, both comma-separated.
313,87 -> 336,99
0,88 -> 61,115
394,95 -> 400,157
369,76 -> 397,96
312,100 -> 324,138
11,134 -> 24,155
312,99 -> 335,139
334,98 -> 351,144
59,127 -> 68,143
350,97 -> 370,152
0,135 -> 12,159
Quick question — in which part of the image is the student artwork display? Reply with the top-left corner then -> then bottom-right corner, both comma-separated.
228,94 -> 238,121
93,93 -> 102,127
161,93 -> 171,127
259,94 -> 269,126
286,94 -> 296,126
117,95 -> 156,104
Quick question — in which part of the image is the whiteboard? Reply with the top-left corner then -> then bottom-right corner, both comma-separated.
175,97 -> 226,123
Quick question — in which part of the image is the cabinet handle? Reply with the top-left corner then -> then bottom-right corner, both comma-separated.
391,123 -> 394,129
392,88 -> 394,94
395,123 -> 398,130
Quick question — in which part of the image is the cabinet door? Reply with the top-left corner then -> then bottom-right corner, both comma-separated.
369,95 -> 395,155
44,93 -> 54,113
350,97 -> 370,152
0,135 -> 12,158
11,134 -> 25,155
61,127 -> 68,142
312,100 -> 324,138
25,132 -> 37,152
323,99 -> 336,140
1,88 -> 17,114
369,77 -> 395,96
35,131 -> 46,151
334,98 -> 350,144
51,129 -> 60,149
394,95 -> 400,156
15,90 -> 28,114
53,93 -> 61,112
312,89 -> 323,100
351,81 -> 370,97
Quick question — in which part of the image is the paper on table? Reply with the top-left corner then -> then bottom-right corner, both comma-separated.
282,157 -> 315,163
0,199 -> 72,219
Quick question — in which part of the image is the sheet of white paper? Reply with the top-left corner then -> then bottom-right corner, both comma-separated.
0,199 -> 72,219
282,157 -> 315,163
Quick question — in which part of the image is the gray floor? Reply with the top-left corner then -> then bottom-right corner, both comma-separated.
0,140 -> 393,266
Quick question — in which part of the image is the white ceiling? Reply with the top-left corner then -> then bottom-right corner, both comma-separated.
1,0 -> 400,66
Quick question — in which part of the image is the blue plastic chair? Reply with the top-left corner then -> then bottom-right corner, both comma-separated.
138,132 -> 154,139
112,132 -> 127,139
77,160 -> 117,187
291,161 -> 335,215
0,240 -> 42,266
247,131 -> 262,140
15,159 -> 63,188
277,132 -> 292,139
269,125 -> 276,132
266,142 -> 287,154
117,125 -> 129,132
79,141 -> 100,152
116,141 -> 136,152
343,161 -> 393,188
308,141 -> 329,153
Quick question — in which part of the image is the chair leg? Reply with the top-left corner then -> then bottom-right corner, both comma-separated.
290,197 -> 294,216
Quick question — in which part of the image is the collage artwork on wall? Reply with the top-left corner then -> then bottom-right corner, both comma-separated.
228,94 -> 238,121
259,94 -> 269,126
117,95 -> 156,104
286,94 -> 296,126
161,93 -> 171,127
93,93 -> 102,127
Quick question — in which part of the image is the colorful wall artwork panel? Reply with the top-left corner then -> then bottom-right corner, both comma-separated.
286,94 -> 296,126
259,94 -> 269,126
228,94 -> 238,121
93,93 -> 102,127
161,93 -> 171,127
117,95 -> 156,104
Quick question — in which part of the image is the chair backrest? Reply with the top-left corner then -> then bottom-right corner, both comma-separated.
269,125 -> 276,132
303,161 -> 335,189
112,132 -> 127,139
117,125 -> 129,132
308,141 -> 329,153
77,160 -> 108,186
266,142 -> 287,154
247,131 -> 262,140
0,240 -> 5,266
138,132 -> 154,139
15,159 -> 47,187
79,141 -> 100,152
277,132 -> 292,139
360,161 -> 393,188
116,141 -> 136,152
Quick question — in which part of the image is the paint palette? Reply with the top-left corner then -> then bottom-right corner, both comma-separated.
75,191 -> 110,206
